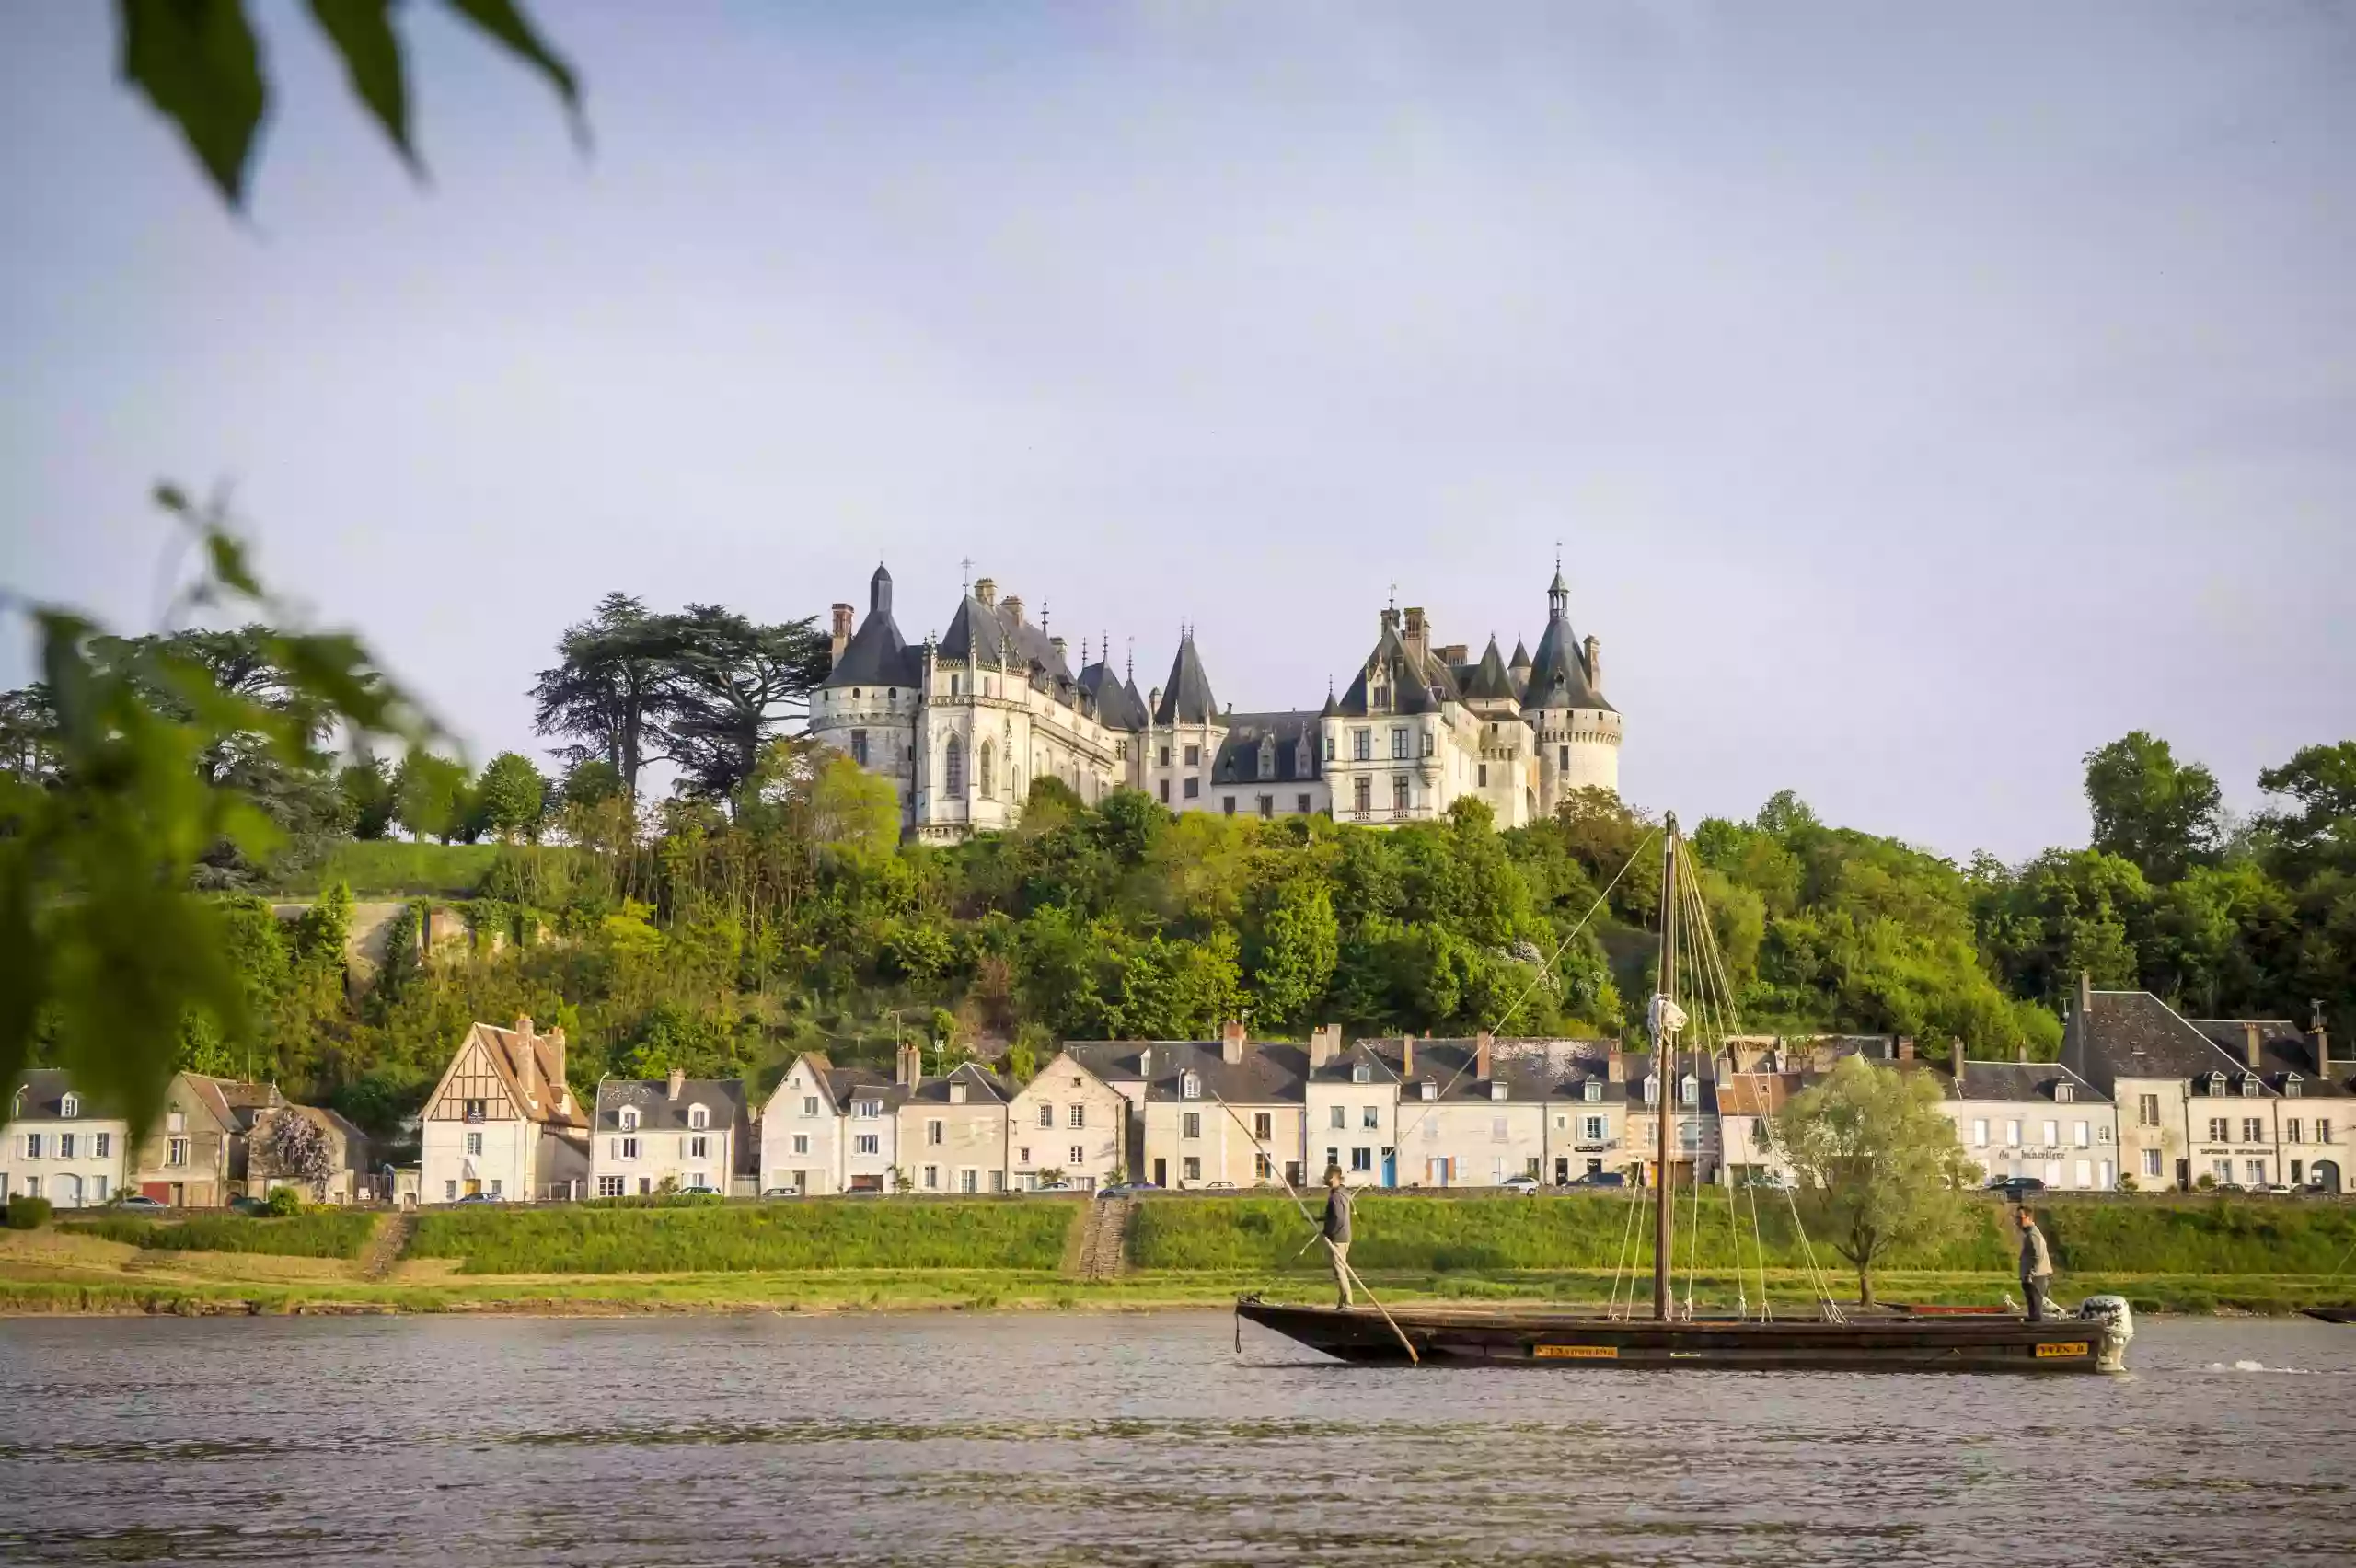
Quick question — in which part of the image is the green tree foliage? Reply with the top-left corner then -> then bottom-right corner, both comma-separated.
391,752 -> 470,842
2084,731 -> 2223,883
116,0 -> 581,209
1774,1054 -> 1974,1306
339,755 -> 398,839
473,752 -> 549,843
662,605 -> 832,808
531,594 -> 680,800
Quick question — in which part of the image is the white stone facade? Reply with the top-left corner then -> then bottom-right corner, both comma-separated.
812,564 -> 1620,841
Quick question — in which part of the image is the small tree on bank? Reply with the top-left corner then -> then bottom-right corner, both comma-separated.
250,1108 -> 334,1201
1774,1055 -> 1973,1308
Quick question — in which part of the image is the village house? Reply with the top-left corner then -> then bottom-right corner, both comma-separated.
1381,1036 -> 1549,1189
1618,1050 -> 1723,1187
591,1070 -> 752,1198
129,1072 -> 283,1206
1946,1057 -> 2117,1191
1304,1031 -> 1400,1186
419,1016 -> 590,1204
756,1050 -> 906,1194
2185,1010 -> 2345,1193
1003,1049 -> 1126,1191
1079,1026 -> 1311,1191
2,1071 -> 131,1208
897,1057 -> 1013,1195
248,1102 -> 375,1203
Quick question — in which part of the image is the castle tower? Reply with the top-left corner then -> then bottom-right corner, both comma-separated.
1522,567 -> 1621,810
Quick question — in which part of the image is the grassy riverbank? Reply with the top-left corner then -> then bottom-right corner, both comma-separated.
7,1195 -> 2350,1318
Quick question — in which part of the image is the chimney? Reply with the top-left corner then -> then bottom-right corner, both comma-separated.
2076,969 -> 2093,1025
1403,606 -> 1428,662
666,1066 -> 686,1101
1476,1031 -> 1494,1080
974,577 -> 997,607
511,1016 -> 537,1101
829,603 -> 855,667
1220,1020 -> 1246,1066
1149,686 -> 1162,715
1380,605 -> 1400,634
897,1041 -> 922,1089
1309,1023 -> 1342,1070
1898,1037 -> 1916,1062
1437,643 -> 1467,666
2313,1000 -> 2332,1078
2243,1021 -> 2262,1073
1002,595 -> 1025,628
1401,1036 -> 1414,1078
1607,1042 -> 1624,1083
1049,635 -> 1068,664
545,1025 -> 567,1105
1584,634 -> 1602,691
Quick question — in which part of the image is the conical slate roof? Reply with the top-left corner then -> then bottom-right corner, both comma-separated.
1461,636 -> 1518,703
1078,658 -> 1149,730
1154,632 -> 1218,725
1334,619 -> 1456,718
1508,639 -> 1531,670
821,562 -> 920,688
1526,606 -> 1610,713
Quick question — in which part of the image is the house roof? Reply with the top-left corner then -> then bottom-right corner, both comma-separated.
457,1021 -> 586,1129
2185,1020 -> 2352,1097
1333,618 -> 1459,719
1461,638 -> 1519,704
2074,990 -> 2251,1082
1153,633 -> 1218,725
1144,1041 -> 1312,1106
1076,658 -> 1149,731
595,1078 -> 750,1134
826,1069 -> 907,1113
8,1069 -> 123,1122
903,1062 -> 1012,1105
1524,576 -> 1611,713
1208,712 -> 1325,788
1953,1059 -> 2110,1105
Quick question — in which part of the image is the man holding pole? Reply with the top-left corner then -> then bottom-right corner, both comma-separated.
2016,1206 -> 2054,1321
1322,1166 -> 1355,1307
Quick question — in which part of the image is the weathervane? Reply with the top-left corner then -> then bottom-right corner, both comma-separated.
960,557 -> 976,594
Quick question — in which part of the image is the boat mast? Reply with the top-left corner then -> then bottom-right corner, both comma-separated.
1655,812 -> 1680,1322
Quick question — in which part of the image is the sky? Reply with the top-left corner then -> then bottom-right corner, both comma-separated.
3,1 -> 2350,862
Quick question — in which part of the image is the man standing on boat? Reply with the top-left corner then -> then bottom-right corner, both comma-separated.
2017,1207 -> 2054,1321
1322,1166 -> 1355,1308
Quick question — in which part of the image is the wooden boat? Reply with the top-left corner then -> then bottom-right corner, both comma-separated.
2301,1306 -> 2356,1324
1236,814 -> 2136,1375
1237,1298 -> 2131,1373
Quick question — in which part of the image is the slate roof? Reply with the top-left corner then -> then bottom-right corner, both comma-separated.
826,1070 -> 907,1114
460,1021 -> 587,1129
902,1062 -> 1012,1105
1333,619 -> 1458,718
1461,638 -> 1519,704
1084,1039 -> 1313,1105
821,564 -> 921,690
1525,612 -> 1608,713
1953,1059 -> 2109,1104
2070,990 -> 2248,1083
594,1078 -> 750,1134
1209,712 -> 1324,787
1153,633 -> 1219,725
1076,659 -> 1149,731
939,592 -> 1080,707
7,1069 -> 123,1122
2185,1020 -> 2352,1096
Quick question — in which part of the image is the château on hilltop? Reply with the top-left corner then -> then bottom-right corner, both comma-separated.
810,565 -> 1622,841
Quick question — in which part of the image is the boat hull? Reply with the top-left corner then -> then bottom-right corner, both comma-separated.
1237,1299 -> 2131,1373
2302,1306 -> 2356,1324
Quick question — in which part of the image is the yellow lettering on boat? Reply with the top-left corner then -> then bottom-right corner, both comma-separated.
2035,1341 -> 2089,1358
1534,1344 -> 1618,1359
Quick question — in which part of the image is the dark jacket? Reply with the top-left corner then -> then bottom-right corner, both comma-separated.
1322,1186 -> 1354,1244
2018,1223 -> 2052,1279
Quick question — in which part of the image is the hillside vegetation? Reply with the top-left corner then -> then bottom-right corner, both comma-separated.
410,1199 -> 1075,1274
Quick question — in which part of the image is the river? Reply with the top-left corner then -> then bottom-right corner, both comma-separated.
1,1311 -> 2349,1564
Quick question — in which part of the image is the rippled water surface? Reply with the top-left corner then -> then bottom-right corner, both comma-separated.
2,1311 -> 2351,1565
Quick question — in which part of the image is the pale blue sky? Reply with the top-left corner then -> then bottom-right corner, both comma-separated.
3,1 -> 2350,859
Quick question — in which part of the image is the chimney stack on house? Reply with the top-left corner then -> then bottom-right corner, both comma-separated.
1475,1032 -> 1495,1080
1607,1042 -> 1625,1083
1002,595 -> 1025,628
2243,1021 -> 2263,1073
2313,1000 -> 2334,1079
1400,1036 -> 1414,1078
1402,606 -> 1429,663
1309,1023 -> 1343,1071
895,1041 -> 922,1090
1584,634 -> 1603,691
973,577 -> 997,607
1220,1020 -> 1246,1066
1437,643 -> 1467,666
666,1066 -> 686,1101
1049,635 -> 1068,665
512,1015 -> 538,1101
829,604 -> 854,667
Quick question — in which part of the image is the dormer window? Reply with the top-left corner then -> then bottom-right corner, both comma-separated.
2206,1072 -> 2227,1097
1181,1073 -> 1201,1101
1351,1062 -> 1371,1085
1582,1081 -> 1601,1104
2239,1076 -> 2261,1098
949,1082 -> 969,1106
1420,1080 -> 1438,1101
618,1106 -> 639,1132
857,1099 -> 883,1119
687,1104 -> 709,1131
2054,1082 -> 2073,1104
1643,1075 -> 1659,1105
1680,1075 -> 1699,1107
1489,1081 -> 1508,1101
2284,1075 -> 2303,1098
59,1093 -> 78,1119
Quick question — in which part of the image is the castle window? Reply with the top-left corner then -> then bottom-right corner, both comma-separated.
1159,745 -> 1171,767
1184,744 -> 1201,767
1115,740 -> 1126,760
1392,775 -> 1410,814
1159,779 -> 1170,803
1257,794 -> 1274,819
1325,736 -> 1335,761
1354,777 -> 1371,814
852,688 -> 860,698
1222,796 -> 1235,815
1421,730 -> 1434,757
1390,727 -> 1408,760
1559,744 -> 1569,769
950,674 -> 960,696
850,730 -> 869,767
1257,737 -> 1276,779
944,736 -> 964,794
1184,778 -> 1200,799
978,741 -> 996,800
1352,729 -> 1370,762
1297,792 -> 1311,813
1478,764 -> 1488,787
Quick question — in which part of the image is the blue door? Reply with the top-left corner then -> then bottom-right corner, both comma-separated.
1381,1148 -> 1396,1188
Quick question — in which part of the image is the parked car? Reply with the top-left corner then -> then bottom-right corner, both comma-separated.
110,1193 -> 168,1210
455,1192 -> 501,1205
227,1195 -> 271,1216
1098,1182 -> 1161,1199
1205,1180 -> 1236,1191
1499,1174 -> 1541,1194
1985,1176 -> 2047,1199
758,1188 -> 804,1199
1564,1171 -> 1627,1189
